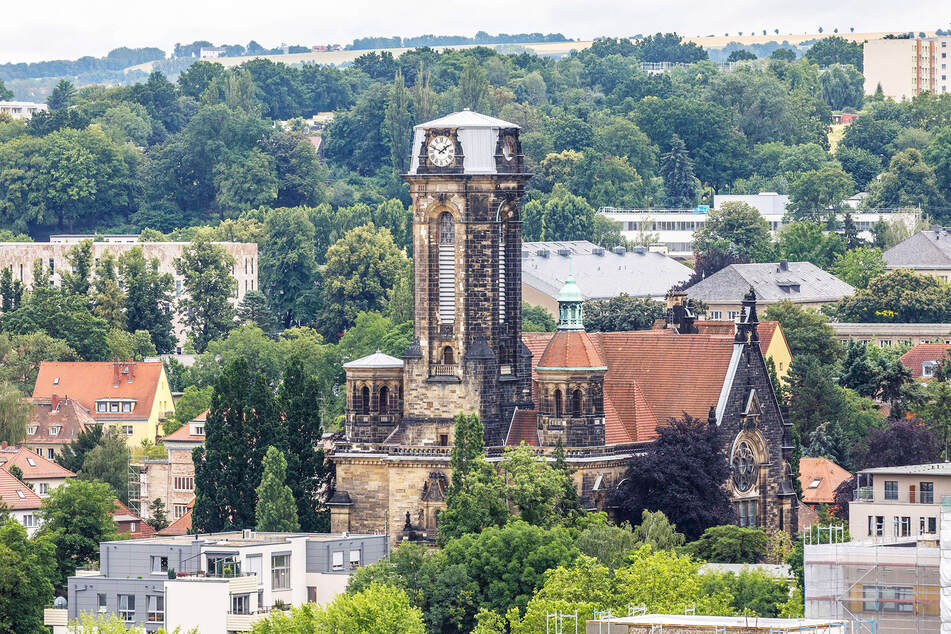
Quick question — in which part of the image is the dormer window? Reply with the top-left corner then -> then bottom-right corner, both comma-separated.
26,425 -> 37,435
96,399 -> 136,414
190,423 -> 205,436
923,361 -> 938,378
49,426 -> 61,436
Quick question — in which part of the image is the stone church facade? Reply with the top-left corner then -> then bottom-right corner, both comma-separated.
328,111 -> 798,543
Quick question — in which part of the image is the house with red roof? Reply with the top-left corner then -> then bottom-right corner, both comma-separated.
0,444 -> 75,497
112,499 -> 155,539
798,457 -> 853,528
22,394 -> 95,460
0,468 -> 43,535
141,411 -> 205,527
31,360 -> 175,447
899,343 -> 951,380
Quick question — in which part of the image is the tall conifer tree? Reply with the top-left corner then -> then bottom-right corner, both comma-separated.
660,135 -> 701,208
255,446 -> 300,532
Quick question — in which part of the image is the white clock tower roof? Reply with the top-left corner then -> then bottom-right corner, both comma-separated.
408,109 -> 520,175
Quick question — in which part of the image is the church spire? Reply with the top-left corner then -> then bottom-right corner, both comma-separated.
557,273 -> 585,331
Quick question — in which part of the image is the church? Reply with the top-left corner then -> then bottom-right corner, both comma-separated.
327,110 -> 798,542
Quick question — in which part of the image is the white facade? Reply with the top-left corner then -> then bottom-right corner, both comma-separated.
864,37 -> 951,99
0,101 -> 48,120
601,197 -> 920,258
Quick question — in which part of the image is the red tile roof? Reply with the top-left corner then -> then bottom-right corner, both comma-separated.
112,499 -> 155,539
694,320 -> 783,358
32,361 -> 167,421
162,410 -> 207,442
506,409 -> 539,446
157,498 -> 194,536
26,396 -> 95,445
799,457 -> 853,505
900,344 -> 951,379
519,329 -> 736,444
0,445 -> 76,480
537,330 -> 607,369
0,468 -> 43,510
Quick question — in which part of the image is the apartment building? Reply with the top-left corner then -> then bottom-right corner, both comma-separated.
0,235 -> 258,350
830,323 -> 951,350
46,530 -> 388,633
600,195 -> 918,258
864,37 -> 951,99
849,463 -> 951,542
0,100 -> 48,120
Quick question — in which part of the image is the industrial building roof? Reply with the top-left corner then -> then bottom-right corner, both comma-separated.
521,241 -> 692,301
685,261 -> 854,305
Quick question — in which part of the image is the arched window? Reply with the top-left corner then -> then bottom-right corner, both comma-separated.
361,386 -> 370,414
554,389 -> 563,417
438,213 -> 455,324
379,386 -> 389,413
572,389 -> 583,417
442,346 -> 454,365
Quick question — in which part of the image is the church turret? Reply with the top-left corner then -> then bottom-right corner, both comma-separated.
534,274 -> 606,447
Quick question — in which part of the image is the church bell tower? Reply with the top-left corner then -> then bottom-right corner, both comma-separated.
401,110 -> 533,446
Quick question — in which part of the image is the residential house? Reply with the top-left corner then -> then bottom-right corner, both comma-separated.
139,411 -> 205,525
521,240 -> 692,316
831,323 -> 951,349
798,457 -> 853,528
0,101 -> 48,120
899,343 -> 951,380
113,500 -> 156,539
22,394 -> 96,460
0,468 -> 43,535
32,360 -> 175,447
47,531 -> 388,633
684,261 -> 855,319
883,229 -> 951,282
849,463 -> 951,541
0,444 -> 75,497
156,499 -> 193,536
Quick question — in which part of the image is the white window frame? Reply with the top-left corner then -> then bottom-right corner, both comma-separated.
332,550 -> 344,571
151,555 -> 169,574
271,553 -> 291,590
173,504 -> 189,519
147,595 -> 164,623
349,549 -> 361,570
118,594 -> 135,622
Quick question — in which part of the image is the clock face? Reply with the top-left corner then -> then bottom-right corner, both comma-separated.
427,135 -> 455,167
501,136 -> 516,161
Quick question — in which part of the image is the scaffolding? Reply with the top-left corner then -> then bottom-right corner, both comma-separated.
804,537 -> 939,633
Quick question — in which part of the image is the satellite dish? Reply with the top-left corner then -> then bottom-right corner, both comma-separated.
54,596 -> 67,609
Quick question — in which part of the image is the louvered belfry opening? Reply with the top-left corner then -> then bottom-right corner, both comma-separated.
437,212 -> 455,325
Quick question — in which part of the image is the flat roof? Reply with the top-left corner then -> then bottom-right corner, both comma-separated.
105,530 -> 382,547
858,462 -> 951,476
831,322 -> 951,335
586,614 -> 847,629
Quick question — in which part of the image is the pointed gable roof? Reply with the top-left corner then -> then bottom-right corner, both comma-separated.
416,110 -> 519,130
343,350 -> 404,370
32,361 -> 167,421
799,457 -> 853,504
0,468 -> 42,510
0,446 -> 76,480
900,343 -> 951,379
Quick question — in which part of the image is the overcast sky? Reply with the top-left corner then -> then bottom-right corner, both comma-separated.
1,0 -> 949,64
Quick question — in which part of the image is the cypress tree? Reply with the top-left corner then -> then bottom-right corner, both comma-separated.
279,359 -> 328,532
0,267 -> 13,312
660,134 -> 701,208
255,446 -> 300,532
447,412 -> 484,496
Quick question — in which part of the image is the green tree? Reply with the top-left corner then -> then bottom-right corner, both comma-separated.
255,446 -> 300,532
0,332 -> 77,391
0,381 -> 31,444
0,79 -> 12,101
804,36 -> 863,70
819,64 -> 864,110
693,201 -> 773,262
925,126 -> 951,196
659,134 -> 700,208
727,49 -> 757,63
701,569 -> 791,617
787,167 -> 855,221
176,237 -> 237,352
91,252 -> 126,329
836,146 -> 882,190
583,294 -> 666,332
193,358 -> 281,532
165,384 -> 214,435
47,79 -> 77,111
79,431 -> 130,504
214,148 -> 279,215
458,58 -> 489,111
837,269 -> 951,323
764,301 -> 840,364
575,517 -> 641,569
831,246 -> 886,289
236,289 -> 279,334
384,70 -> 414,173
147,498 -> 169,531
105,328 -> 157,361
118,248 -> 175,354
260,206 -> 320,328
866,148 -> 946,210
533,184 -> 597,241
522,303 -> 556,332
319,224 -> 409,339
0,519 -> 56,632
38,478 -> 117,587
684,525 -> 769,563
631,509 -> 687,552
252,583 -> 425,634
774,221 -> 846,270
56,425 -> 103,474
61,239 -> 93,297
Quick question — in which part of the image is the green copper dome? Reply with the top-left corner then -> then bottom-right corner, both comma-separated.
557,274 -> 585,330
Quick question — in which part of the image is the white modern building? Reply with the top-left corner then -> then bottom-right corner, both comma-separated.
600,193 -> 920,258
864,36 -> 951,99
0,100 -> 48,120
45,530 -> 388,633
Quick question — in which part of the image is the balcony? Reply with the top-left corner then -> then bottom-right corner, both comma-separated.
428,364 -> 460,382
44,608 -> 67,627
226,611 -> 269,631
853,487 -> 936,505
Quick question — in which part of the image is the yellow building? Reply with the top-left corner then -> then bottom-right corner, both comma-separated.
693,320 -> 793,382
32,360 -> 174,447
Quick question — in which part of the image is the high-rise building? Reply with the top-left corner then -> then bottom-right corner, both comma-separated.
864,37 -> 951,99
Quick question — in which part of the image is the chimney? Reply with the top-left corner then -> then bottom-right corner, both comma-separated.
113,359 -> 121,387
778,259 -> 788,272
51,393 -> 59,412
127,359 -> 136,383
1,441 -> 6,450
